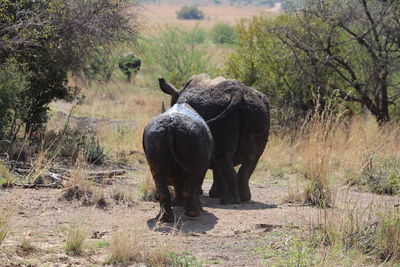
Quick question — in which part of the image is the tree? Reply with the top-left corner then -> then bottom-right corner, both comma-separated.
0,0 -> 140,137
226,16 -> 324,128
210,22 -> 237,44
176,6 -> 205,20
141,25 -> 214,88
275,0 -> 400,123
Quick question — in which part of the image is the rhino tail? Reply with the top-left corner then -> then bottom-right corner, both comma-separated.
206,90 -> 243,125
167,128 -> 190,173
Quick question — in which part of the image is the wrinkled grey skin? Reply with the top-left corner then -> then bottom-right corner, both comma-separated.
159,74 -> 270,204
143,103 -> 214,222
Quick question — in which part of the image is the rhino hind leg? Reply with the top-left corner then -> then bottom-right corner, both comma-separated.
172,181 -> 184,206
214,158 -> 241,205
238,151 -> 264,202
183,174 -> 204,217
155,178 -> 174,222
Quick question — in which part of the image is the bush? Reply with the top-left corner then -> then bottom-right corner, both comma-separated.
359,157 -> 400,195
176,6 -> 205,20
141,25 -> 215,87
0,61 -> 29,139
84,51 -> 117,83
44,127 -> 107,165
210,22 -> 237,44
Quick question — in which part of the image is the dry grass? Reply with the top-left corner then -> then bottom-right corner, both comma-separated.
61,166 -> 106,207
65,226 -> 87,256
138,171 -> 158,202
19,234 -> 37,254
313,201 -> 400,264
0,209 -> 10,246
140,4 -> 280,31
262,113 -> 400,205
107,228 -> 175,266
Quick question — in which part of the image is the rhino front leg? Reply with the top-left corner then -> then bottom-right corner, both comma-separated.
209,168 -> 224,198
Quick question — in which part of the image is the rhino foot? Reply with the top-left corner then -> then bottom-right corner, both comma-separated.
185,208 -> 202,217
172,197 -> 184,207
209,185 -> 223,198
220,194 -> 241,205
156,211 -> 175,223
239,186 -> 251,202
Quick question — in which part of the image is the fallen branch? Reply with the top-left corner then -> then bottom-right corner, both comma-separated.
85,169 -> 127,179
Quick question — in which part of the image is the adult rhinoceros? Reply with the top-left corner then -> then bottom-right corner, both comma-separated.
159,74 -> 270,204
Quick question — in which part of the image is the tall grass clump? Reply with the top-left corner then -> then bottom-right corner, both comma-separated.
65,227 -> 87,255
375,211 -> 400,262
289,107 -> 340,207
0,161 -> 14,186
315,205 -> 400,264
0,209 -> 10,245
138,172 -> 157,202
107,229 -> 174,266
263,110 -> 400,201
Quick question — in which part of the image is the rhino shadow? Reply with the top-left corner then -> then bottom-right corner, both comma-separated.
147,209 -> 218,234
200,195 -> 278,210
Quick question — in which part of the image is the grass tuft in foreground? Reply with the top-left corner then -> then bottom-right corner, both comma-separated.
65,227 -> 87,256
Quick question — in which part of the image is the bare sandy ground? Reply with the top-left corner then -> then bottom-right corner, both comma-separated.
0,165 -> 398,266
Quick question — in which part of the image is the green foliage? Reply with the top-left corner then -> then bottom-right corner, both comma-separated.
0,0 -> 138,137
176,6 -> 205,20
168,252 -> 203,267
45,127 -> 107,165
0,61 -> 29,139
0,161 -> 14,186
84,51 -> 117,83
141,25 -> 215,87
360,157 -> 400,195
118,53 -> 141,81
376,212 -> 400,262
227,0 -> 400,123
281,0 -> 305,11
225,15 -> 322,128
210,22 -> 237,44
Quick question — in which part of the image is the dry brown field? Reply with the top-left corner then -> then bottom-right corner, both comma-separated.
140,3 -> 281,30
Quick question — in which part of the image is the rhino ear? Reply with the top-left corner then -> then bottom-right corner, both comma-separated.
159,78 -> 178,97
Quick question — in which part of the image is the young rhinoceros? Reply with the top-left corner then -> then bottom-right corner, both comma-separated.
143,103 -> 214,222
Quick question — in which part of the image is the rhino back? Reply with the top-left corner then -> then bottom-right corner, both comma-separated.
177,79 -> 244,121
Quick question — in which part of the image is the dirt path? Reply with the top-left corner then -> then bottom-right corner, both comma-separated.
0,171 -> 398,266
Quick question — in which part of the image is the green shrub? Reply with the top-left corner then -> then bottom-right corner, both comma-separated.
376,212 -> 400,262
84,51 -> 117,83
176,6 -> 205,20
210,22 -> 237,44
44,127 -> 107,165
141,25 -> 215,87
359,157 -> 400,195
0,61 -> 29,139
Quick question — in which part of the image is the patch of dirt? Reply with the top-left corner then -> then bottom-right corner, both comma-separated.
0,173 -> 398,266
